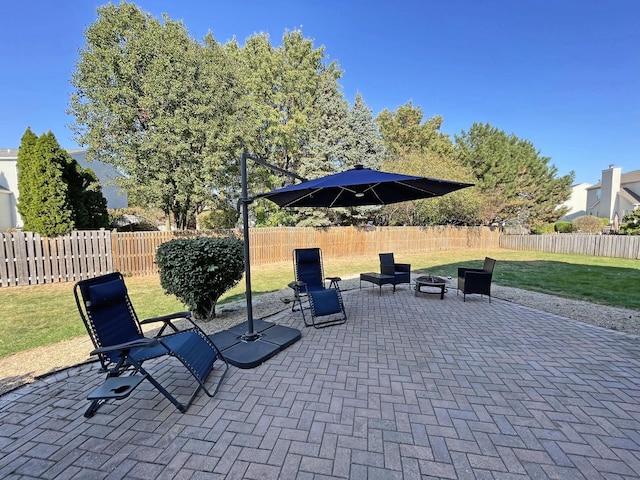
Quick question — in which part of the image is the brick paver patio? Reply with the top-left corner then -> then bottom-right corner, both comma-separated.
1,285 -> 640,479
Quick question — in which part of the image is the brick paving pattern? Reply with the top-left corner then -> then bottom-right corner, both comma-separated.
1,286 -> 640,479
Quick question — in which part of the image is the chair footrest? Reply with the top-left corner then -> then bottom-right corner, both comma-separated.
88,375 -> 146,400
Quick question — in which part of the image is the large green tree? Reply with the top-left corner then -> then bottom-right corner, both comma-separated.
285,66 -> 351,226
70,2 -> 240,229
333,93 -> 386,225
239,30 -> 361,227
376,102 -> 480,226
377,101 -> 453,160
455,123 -> 573,227
238,30 -> 341,176
345,93 -> 385,171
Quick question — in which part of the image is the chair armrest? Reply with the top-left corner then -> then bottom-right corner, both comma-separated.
140,311 -> 191,325
394,263 -> 411,272
141,311 -> 192,335
90,338 -> 160,356
289,280 -> 308,295
465,270 -> 491,279
325,276 -> 341,282
458,267 -> 484,277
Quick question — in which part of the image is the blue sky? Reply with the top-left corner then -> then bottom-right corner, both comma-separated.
1,0 -> 638,184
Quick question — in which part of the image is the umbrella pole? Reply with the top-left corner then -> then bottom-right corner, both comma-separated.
211,154 -> 301,368
241,153 -> 258,341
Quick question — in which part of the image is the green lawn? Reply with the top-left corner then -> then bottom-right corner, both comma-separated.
1,249 -> 638,359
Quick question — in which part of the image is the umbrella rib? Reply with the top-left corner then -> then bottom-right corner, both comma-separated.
397,180 -> 438,196
363,183 -> 384,203
283,188 -> 322,207
329,187 -> 349,208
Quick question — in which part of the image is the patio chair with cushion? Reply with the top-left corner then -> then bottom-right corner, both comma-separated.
74,272 -> 228,418
457,257 -> 496,302
290,247 -> 346,328
379,252 -> 411,291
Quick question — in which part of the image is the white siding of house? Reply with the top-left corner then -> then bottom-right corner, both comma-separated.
0,154 -> 22,230
0,190 -> 12,231
561,183 -> 591,221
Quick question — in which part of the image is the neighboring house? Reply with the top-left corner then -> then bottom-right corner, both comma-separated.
0,184 -> 14,231
586,165 -> 640,222
560,165 -> 640,224
0,148 -> 127,231
560,182 -> 592,221
0,149 -> 21,231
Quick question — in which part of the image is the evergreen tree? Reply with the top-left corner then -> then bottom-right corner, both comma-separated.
455,123 -> 574,227
293,68 -> 351,226
20,132 -> 75,236
336,93 -> 386,224
16,128 -> 110,235
16,128 -> 39,225
65,163 -> 110,229
344,93 -> 384,170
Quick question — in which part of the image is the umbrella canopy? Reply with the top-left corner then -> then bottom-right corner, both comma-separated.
260,165 -> 473,208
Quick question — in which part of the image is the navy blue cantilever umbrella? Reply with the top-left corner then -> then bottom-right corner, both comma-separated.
221,160 -> 473,370
260,164 -> 473,208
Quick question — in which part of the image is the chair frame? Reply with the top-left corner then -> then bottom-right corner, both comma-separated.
457,257 -> 496,302
290,248 -> 346,328
74,272 -> 228,417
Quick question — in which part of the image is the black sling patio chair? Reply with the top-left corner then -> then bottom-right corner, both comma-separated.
74,272 -> 228,418
289,247 -> 347,328
457,257 -> 496,302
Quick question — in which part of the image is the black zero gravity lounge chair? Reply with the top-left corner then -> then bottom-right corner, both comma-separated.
74,272 -> 228,418
289,247 -> 347,328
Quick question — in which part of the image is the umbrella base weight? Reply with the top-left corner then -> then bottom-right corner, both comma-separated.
211,321 -> 301,369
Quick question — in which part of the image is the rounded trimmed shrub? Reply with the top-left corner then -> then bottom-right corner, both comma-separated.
554,221 -> 573,233
572,215 -> 605,234
156,236 -> 244,320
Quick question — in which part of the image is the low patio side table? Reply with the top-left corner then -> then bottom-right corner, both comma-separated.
359,272 -> 396,295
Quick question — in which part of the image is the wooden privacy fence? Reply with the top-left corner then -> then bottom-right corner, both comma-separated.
248,226 -> 499,265
1,230 -> 112,287
113,226 -> 500,273
1,226 -> 499,287
5,228 -> 640,287
500,234 -> 640,259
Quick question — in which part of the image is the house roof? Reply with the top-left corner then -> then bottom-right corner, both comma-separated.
587,169 -> 640,190
0,148 -> 19,160
621,187 -> 640,204
622,169 -> 640,185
